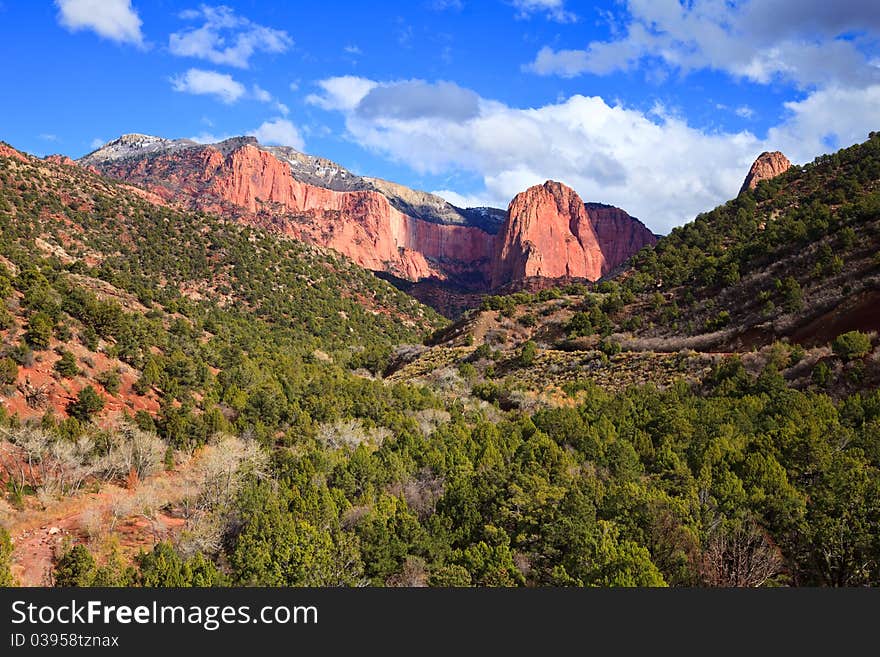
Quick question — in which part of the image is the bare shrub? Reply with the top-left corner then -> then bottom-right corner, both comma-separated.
699,520 -> 784,587
2,428 -> 97,496
0,500 -> 13,531
132,484 -> 164,520
506,389 -> 540,413
98,424 -> 165,482
174,516 -> 223,559
341,504 -> 370,530
387,467 -> 445,520
171,435 -> 271,556
35,486 -> 58,509
79,507 -> 106,542
430,367 -> 464,393
195,435 -> 269,513
46,436 -> 97,494
411,409 -> 451,436
513,552 -> 532,580
386,556 -> 429,587
109,496 -> 137,530
19,378 -> 48,408
392,344 -> 426,363
316,419 -> 390,451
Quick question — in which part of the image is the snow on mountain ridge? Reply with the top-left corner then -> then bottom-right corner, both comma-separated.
79,133 -> 507,230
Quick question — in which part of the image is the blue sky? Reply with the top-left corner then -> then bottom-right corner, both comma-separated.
1,1 -> 878,233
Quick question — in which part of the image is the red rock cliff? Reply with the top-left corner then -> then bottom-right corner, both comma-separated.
86,141 -> 656,292
739,151 -> 791,194
491,181 -> 655,288
587,203 -> 657,272
93,142 -> 496,286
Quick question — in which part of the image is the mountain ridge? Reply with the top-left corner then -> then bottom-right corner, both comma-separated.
77,134 -> 657,297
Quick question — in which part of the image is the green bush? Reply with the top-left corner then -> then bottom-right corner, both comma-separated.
472,344 -> 493,360
54,350 -> 80,378
567,312 -> 594,337
599,338 -> 622,356
67,385 -> 105,422
0,356 -> 18,385
777,277 -> 804,313
25,311 -> 53,350
832,331 -> 873,360
54,545 -> 96,587
9,344 -> 34,367
0,527 -> 13,586
96,368 -> 121,395
705,310 -> 731,332
458,362 -> 477,381
518,340 -> 538,366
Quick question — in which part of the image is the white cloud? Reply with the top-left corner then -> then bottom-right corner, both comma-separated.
309,75 -> 880,234
249,84 -> 289,115
526,46 -> 594,78
252,84 -> 272,103
511,0 -> 576,23
169,5 -> 292,69
38,133 -> 59,142
735,105 -> 755,119
525,0 -> 880,88
55,0 -> 144,46
767,84 -> 880,158
90,137 -> 105,149
344,44 -> 362,55
251,118 -> 304,150
431,189 -> 493,209
430,0 -> 463,10
356,80 -> 480,121
189,131 -> 230,144
171,68 -> 245,104
191,117 -> 304,149
306,76 -> 378,111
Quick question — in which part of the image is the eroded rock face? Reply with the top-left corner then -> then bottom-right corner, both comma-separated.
82,137 -> 656,291
491,181 -> 656,287
0,143 -> 28,162
587,203 -> 657,273
739,151 -> 792,194
44,154 -> 77,167
89,141 -> 496,285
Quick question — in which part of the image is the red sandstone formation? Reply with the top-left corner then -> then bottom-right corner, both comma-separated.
90,141 -> 496,285
492,181 -> 656,288
0,143 -> 28,162
492,181 -> 605,286
81,137 -> 656,290
739,151 -> 792,194
44,154 -> 77,167
588,203 -> 657,272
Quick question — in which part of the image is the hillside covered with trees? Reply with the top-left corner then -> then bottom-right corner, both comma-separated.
0,135 -> 879,587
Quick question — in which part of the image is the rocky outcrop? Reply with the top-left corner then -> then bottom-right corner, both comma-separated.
587,203 -> 657,271
88,139 -> 496,285
0,142 -> 28,162
81,136 -> 656,292
492,181 -> 605,286
44,154 -> 77,167
739,151 -> 791,194
491,182 -> 656,288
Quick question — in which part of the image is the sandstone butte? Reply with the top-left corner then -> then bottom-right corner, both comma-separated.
739,151 -> 792,195
494,181 -> 604,286
82,139 -> 657,291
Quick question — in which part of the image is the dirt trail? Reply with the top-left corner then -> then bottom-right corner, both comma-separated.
5,459 -> 203,586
